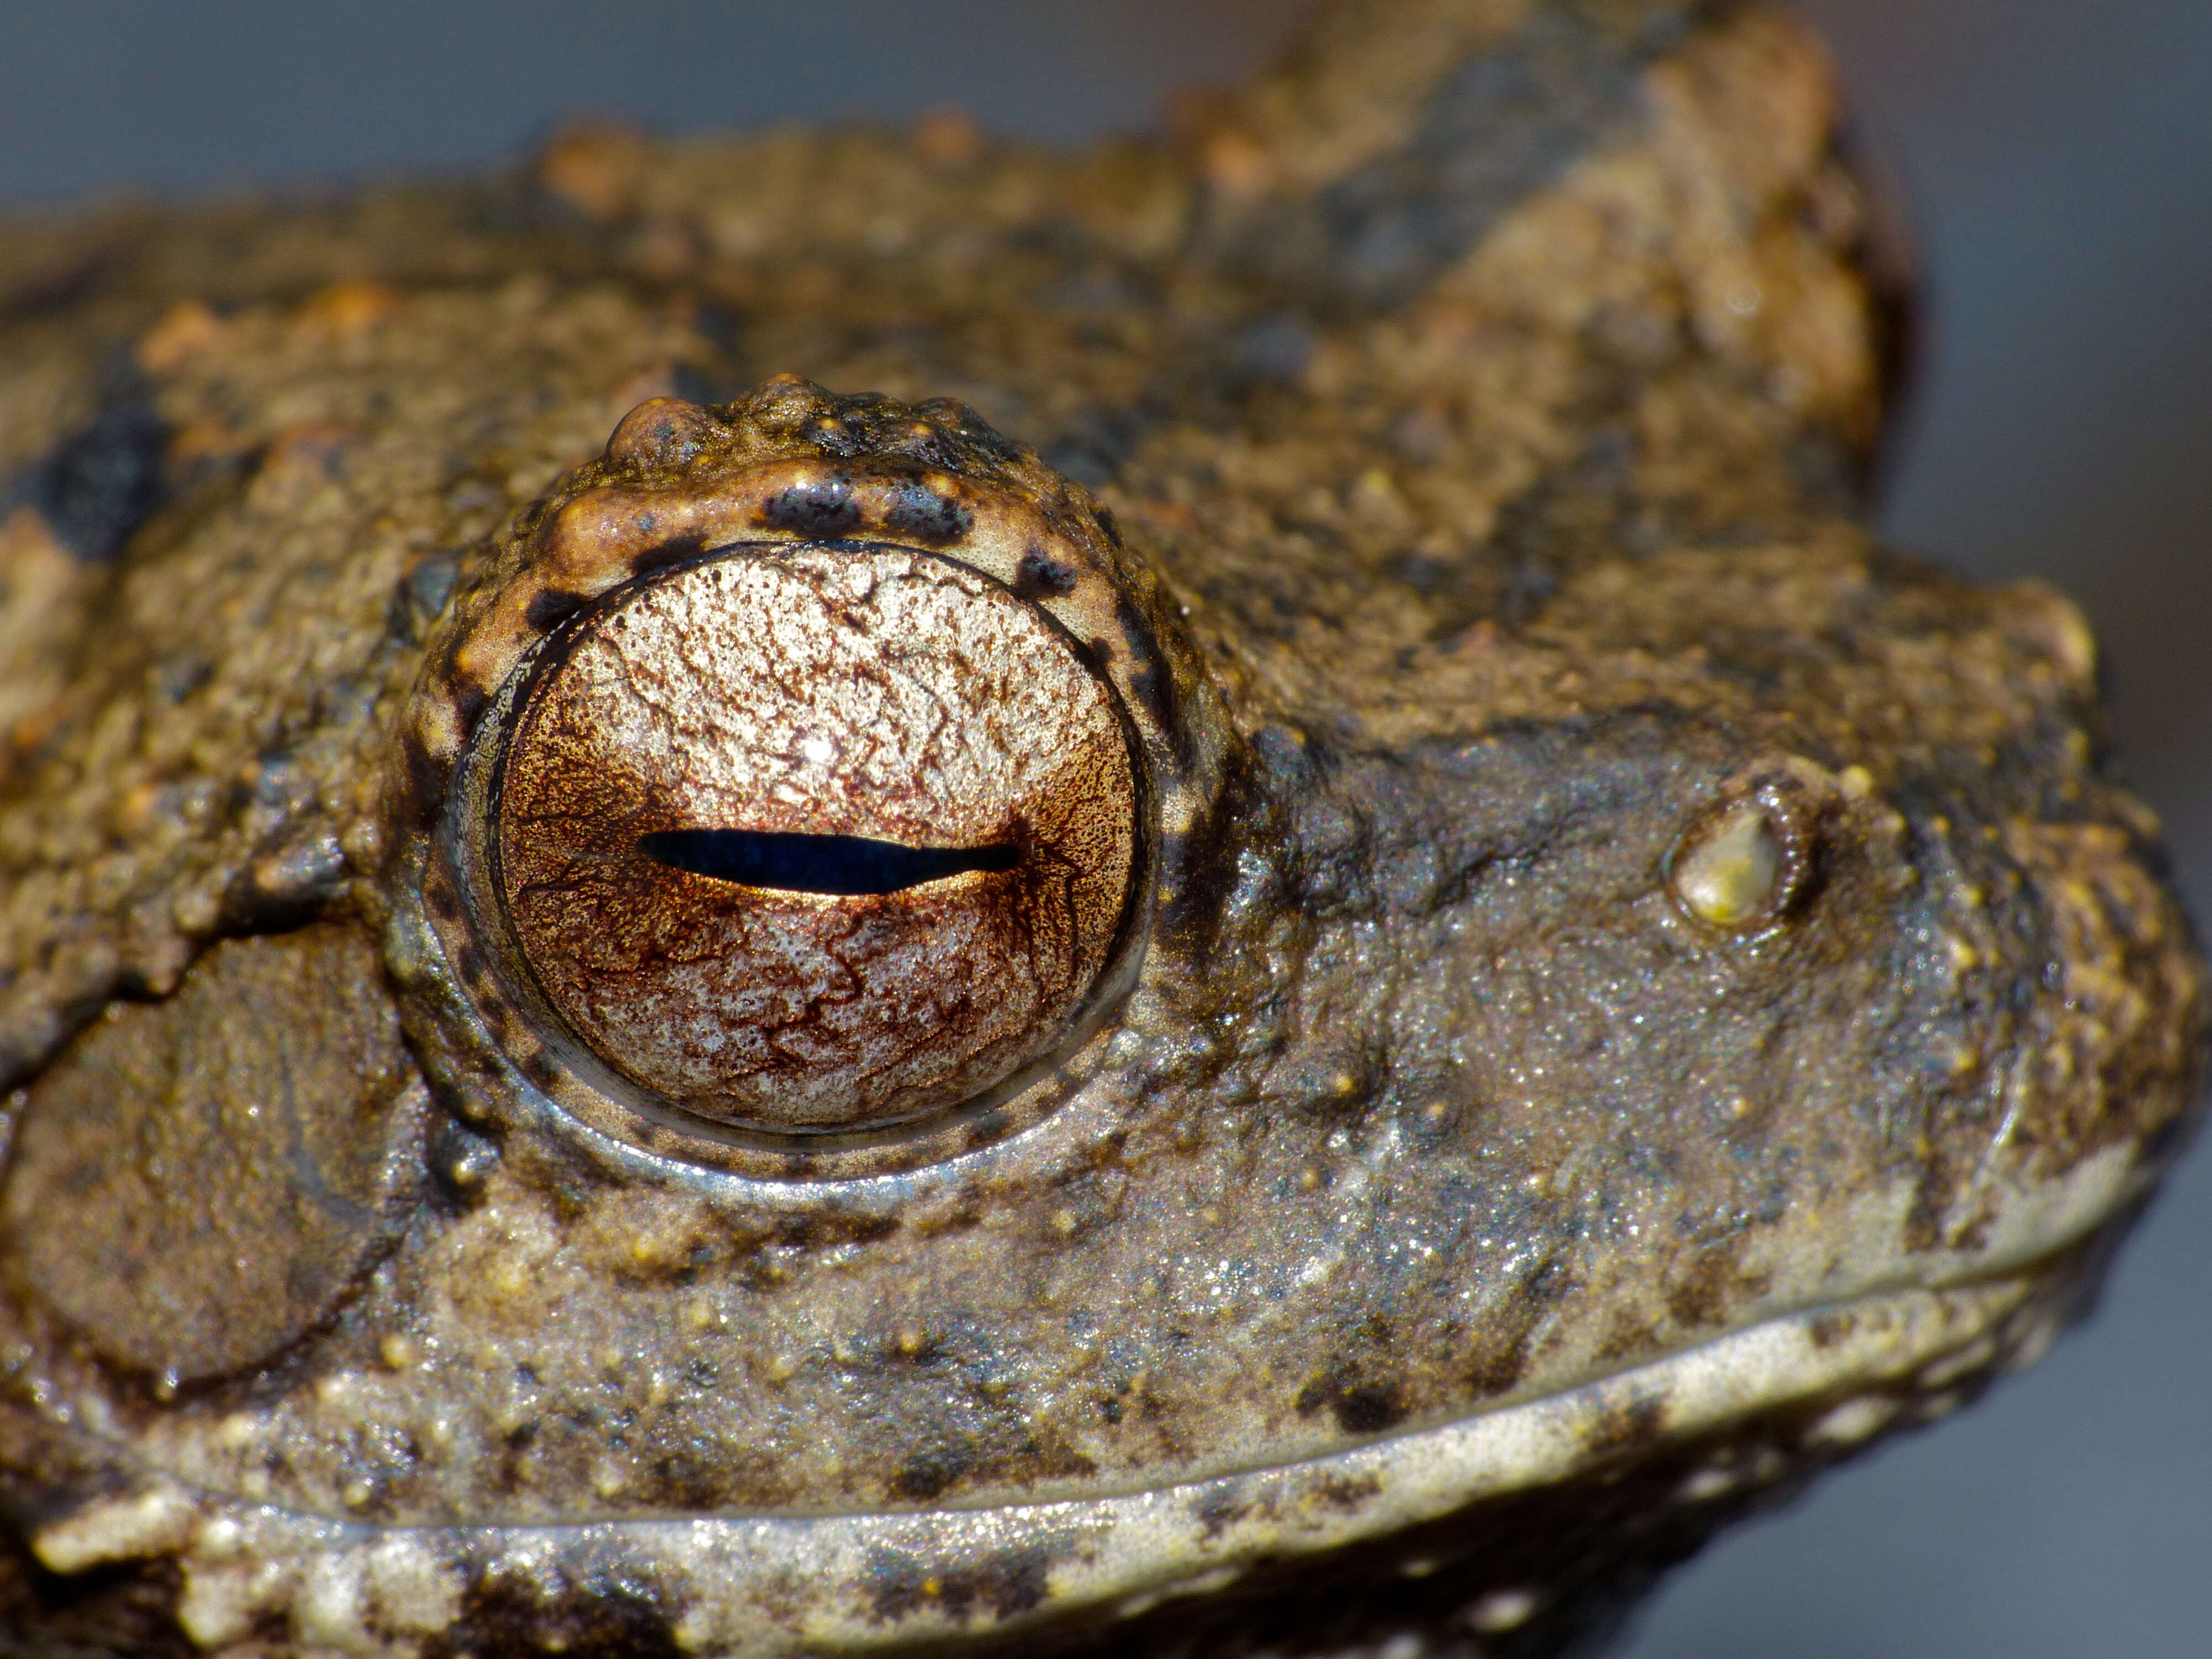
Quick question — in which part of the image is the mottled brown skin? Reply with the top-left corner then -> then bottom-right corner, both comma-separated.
0,1 -> 2203,1656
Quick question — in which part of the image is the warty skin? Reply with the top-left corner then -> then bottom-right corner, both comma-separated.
0,1 -> 2201,1653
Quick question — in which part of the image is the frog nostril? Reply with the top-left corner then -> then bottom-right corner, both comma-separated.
1667,775 -> 1823,932
1671,805 -> 1785,927
638,828 -> 1020,896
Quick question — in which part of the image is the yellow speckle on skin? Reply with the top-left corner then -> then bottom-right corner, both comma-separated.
33,1486 -> 199,1573
379,1335 -> 420,1371
489,1258 -> 534,1298
1050,1208 -> 1079,1235
341,1480 -> 373,1509
1837,764 -> 1875,800
1672,805 -> 1782,926
675,1605 -> 717,1653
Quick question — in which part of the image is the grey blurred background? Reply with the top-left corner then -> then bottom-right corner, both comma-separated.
2,3 -> 2205,1653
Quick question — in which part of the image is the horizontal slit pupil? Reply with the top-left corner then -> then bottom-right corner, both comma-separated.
639,829 -> 1019,896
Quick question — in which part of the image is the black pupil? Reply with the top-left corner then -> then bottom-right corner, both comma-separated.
639,829 -> 1020,896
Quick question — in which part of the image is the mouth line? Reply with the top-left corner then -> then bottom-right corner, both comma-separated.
638,828 -> 1020,895
31,1271 -> 2072,1652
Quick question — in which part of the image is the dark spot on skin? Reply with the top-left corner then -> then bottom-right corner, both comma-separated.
648,1448 -> 741,1511
429,1118 -> 501,1207
436,1573 -> 685,1659
865,1543 -> 1055,1625
958,1109 -> 1012,1152
772,1208 -> 901,1250
1114,592 -> 1181,726
1584,1394 -> 1668,1457
1296,1370 -> 1407,1435
1663,1241 -> 1766,1331
1808,1312 -> 1855,1350
1194,1489 -> 1251,1541
881,481 -> 971,544
1334,1383 -> 1405,1435
1014,546 -> 1078,598
455,944 -> 491,988
627,531 -> 708,578
451,680 -> 490,737
1466,1329 -> 1533,1397
1310,1472 -> 1386,1512
893,1444 -> 971,1501
521,1051 -> 561,1088
806,420 -> 865,461
524,588 -> 589,632
400,734 -> 447,830
1902,1157 -> 1952,1254
912,397 -> 1015,458
427,884 -> 462,923
11,395 -> 168,561
761,478 -> 862,537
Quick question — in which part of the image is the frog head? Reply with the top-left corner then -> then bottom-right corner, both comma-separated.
0,3 -> 2199,1656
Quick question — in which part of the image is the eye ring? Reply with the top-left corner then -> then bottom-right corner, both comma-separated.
451,539 -> 1149,1161
384,384 -> 1206,1181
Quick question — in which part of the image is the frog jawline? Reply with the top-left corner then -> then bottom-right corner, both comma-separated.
34,1266 -> 2077,1653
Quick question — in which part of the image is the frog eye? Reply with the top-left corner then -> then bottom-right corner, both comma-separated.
484,544 -> 1138,1135
1667,776 -> 1821,931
